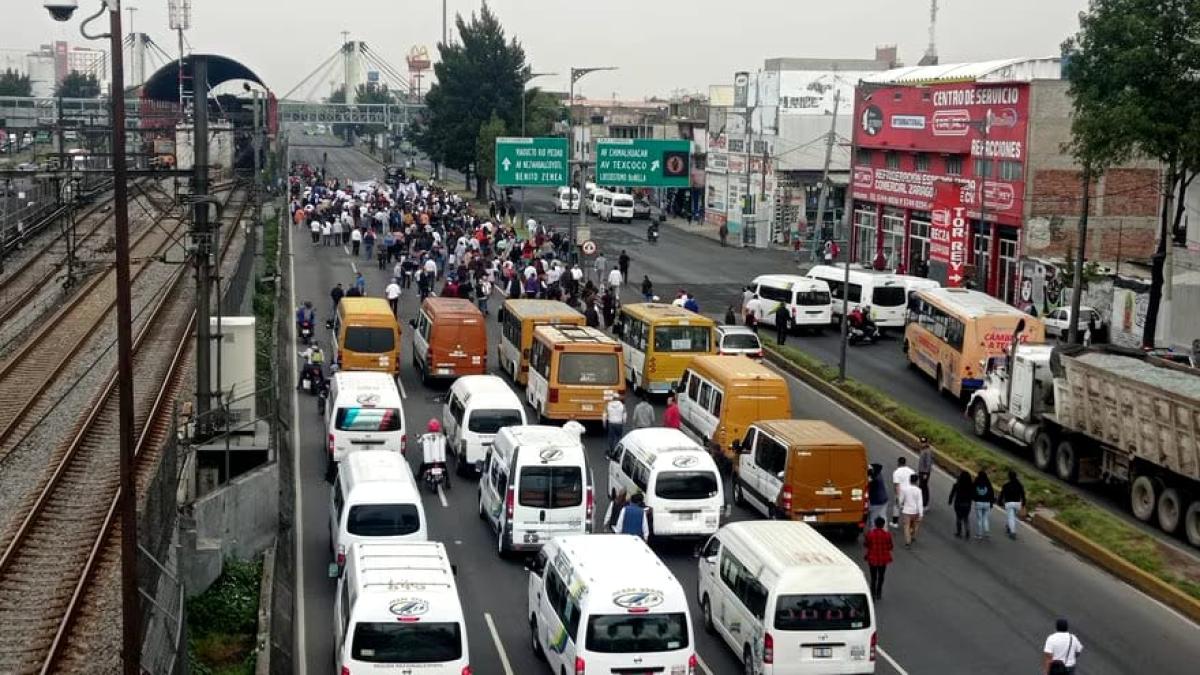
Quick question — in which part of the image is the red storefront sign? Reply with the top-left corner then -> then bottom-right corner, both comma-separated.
931,180 -> 969,287
850,81 -> 1029,226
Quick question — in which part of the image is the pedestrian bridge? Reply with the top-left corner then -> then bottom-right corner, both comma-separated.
277,101 -> 423,126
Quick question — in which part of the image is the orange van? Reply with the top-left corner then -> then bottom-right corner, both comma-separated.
410,297 -> 488,383
333,297 -> 402,374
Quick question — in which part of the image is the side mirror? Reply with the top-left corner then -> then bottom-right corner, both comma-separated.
731,440 -> 742,452
475,459 -> 485,474
327,563 -> 340,579
409,319 -> 417,329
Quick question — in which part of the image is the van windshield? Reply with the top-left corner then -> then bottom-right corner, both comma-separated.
558,353 -> 620,385
614,196 -> 634,207
654,470 -> 720,500
653,326 -> 711,353
336,408 -> 403,432
586,613 -> 689,653
796,290 -> 832,306
346,504 -> 421,536
467,409 -> 524,434
871,286 -> 907,308
345,326 -> 396,352
351,622 -> 462,663
774,594 -> 872,631
518,466 -> 583,508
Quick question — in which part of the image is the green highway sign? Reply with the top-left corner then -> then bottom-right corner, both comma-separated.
494,136 -> 570,187
595,138 -> 692,187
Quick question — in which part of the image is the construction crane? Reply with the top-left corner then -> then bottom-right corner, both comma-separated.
920,0 -> 940,66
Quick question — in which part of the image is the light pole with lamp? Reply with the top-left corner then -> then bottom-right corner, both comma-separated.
519,71 -> 557,226
44,2 -> 139,673
567,66 -> 616,264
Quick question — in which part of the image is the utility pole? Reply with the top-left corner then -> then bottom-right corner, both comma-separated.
812,86 -> 841,257
742,74 -> 760,248
566,66 -> 617,263
1067,165 -> 1091,345
193,55 -> 213,434
442,0 -> 448,47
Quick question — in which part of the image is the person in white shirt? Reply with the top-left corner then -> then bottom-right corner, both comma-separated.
385,278 -> 402,316
671,290 -> 687,308
562,419 -> 586,438
607,266 -> 623,291
523,264 -> 537,280
570,263 -> 584,284
604,395 -> 627,453
891,456 -> 915,527
320,220 -> 332,246
1042,619 -> 1083,674
547,263 -> 562,286
897,473 -> 924,547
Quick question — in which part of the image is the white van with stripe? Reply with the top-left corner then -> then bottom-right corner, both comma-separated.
604,428 -> 724,538
527,534 -> 697,675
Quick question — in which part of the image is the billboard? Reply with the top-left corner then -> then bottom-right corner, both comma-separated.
733,72 -> 750,107
850,81 -> 1029,226
930,180 -> 970,287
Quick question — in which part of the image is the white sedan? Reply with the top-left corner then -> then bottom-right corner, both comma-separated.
1044,306 -> 1103,338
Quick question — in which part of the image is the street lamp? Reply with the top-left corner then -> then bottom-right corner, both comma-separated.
518,72 -> 557,226
567,66 -> 617,264
46,2 -> 139,674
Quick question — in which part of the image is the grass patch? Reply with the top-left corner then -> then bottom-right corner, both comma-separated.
188,558 -> 262,675
762,334 -> 1200,602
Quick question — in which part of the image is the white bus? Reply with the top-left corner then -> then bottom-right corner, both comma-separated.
806,265 -> 911,328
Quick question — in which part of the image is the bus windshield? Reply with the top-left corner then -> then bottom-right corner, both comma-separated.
558,353 -> 620,385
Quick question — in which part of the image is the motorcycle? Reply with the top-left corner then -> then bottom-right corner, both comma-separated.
848,320 -> 881,345
300,362 -> 325,394
423,462 -> 449,493
647,225 -> 659,245
316,380 -> 329,415
299,320 -> 313,345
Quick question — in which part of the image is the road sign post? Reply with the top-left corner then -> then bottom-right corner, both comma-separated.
595,138 -> 692,188
495,137 -> 570,187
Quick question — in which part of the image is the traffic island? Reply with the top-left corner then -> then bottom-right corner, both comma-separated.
759,335 -> 1200,622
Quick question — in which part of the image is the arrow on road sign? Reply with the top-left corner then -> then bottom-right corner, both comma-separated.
650,160 -> 660,172
948,273 -> 963,284
502,158 -> 512,171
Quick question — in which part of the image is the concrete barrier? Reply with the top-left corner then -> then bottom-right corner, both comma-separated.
255,542 -> 276,675
185,461 -> 279,594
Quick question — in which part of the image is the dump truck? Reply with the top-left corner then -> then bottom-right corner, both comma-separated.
967,331 -> 1200,548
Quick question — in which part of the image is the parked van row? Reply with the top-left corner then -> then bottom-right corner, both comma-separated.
806,265 -> 940,329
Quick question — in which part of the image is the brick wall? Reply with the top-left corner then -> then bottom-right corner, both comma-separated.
1030,169 -> 1098,216
1102,168 -> 1160,216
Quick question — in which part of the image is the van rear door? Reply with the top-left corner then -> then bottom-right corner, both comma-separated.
788,445 -> 865,524
514,463 -> 586,545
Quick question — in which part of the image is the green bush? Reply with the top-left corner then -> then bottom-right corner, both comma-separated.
187,558 -> 262,675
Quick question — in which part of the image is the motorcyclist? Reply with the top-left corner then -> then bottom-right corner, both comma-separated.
418,418 -> 450,488
647,221 -> 659,243
848,305 -> 878,339
296,301 -> 316,340
297,344 -> 325,390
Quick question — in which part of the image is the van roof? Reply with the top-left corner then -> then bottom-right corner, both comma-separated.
422,297 -> 484,320
621,428 -> 716,469
347,542 -> 461,621
754,419 -> 864,449
534,324 -> 619,347
621,303 -> 715,326
332,372 -> 403,406
342,452 -> 418,497
690,354 -> 785,383
451,375 -> 524,403
503,299 -> 585,320
916,287 -> 1029,319
807,265 -> 906,288
753,274 -> 830,291
496,425 -> 585,462
338,296 -> 394,315
720,521 -> 864,588
552,534 -> 685,606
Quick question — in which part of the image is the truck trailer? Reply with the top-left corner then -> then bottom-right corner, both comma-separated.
967,337 -> 1200,548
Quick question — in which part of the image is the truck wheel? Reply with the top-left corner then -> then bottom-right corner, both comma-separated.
1054,438 -> 1080,483
970,401 -> 990,438
1184,500 -> 1200,548
1032,431 -> 1056,472
1156,487 -> 1184,534
1130,475 -> 1160,523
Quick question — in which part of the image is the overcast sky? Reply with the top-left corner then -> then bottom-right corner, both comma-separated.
6,0 -> 1087,98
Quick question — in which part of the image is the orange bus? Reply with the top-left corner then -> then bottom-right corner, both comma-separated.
903,287 -> 1044,398
526,324 -> 626,422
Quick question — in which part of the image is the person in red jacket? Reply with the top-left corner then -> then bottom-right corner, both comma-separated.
864,516 -> 893,600
662,395 -> 681,429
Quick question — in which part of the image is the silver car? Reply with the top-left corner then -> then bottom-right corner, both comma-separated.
716,325 -> 763,359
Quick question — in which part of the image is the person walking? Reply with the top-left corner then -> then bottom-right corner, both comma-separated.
948,470 -> 974,539
607,265 -> 623,293
309,217 -> 321,245
594,252 -> 608,284
631,392 -> 655,429
999,469 -> 1027,540
891,457 -> 915,528
604,395 -> 627,453
898,473 -> 924,548
618,250 -> 630,287
614,492 -> 650,540
774,303 -> 790,345
972,470 -> 996,539
476,275 -> 492,315
354,271 -> 366,296
330,283 -> 345,315
724,305 -> 737,325
385,277 -> 402,316
641,275 -> 654,302
1043,618 -> 1083,675
663,395 -> 681,429
866,463 -> 889,532
350,226 -> 362,257
917,436 -> 934,508
321,220 -> 332,246
863,517 -> 893,600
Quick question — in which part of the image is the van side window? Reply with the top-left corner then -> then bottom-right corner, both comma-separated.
701,537 -> 721,559
622,454 -> 649,493
545,567 -> 582,640
419,313 -> 432,340
607,441 -> 624,463
338,582 -> 352,638
491,461 -> 508,495
530,341 -> 551,378
710,390 -> 724,416
720,552 -> 768,620
333,480 -> 346,519
741,428 -> 759,453
755,433 -> 787,476
847,283 -> 863,303
448,394 -> 465,425
698,382 -> 713,410
503,311 -> 520,344
679,370 -> 691,395
687,373 -> 701,400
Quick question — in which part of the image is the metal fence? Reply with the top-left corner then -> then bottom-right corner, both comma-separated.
268,194 -> 295,675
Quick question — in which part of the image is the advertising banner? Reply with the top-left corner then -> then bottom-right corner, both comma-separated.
931,180 -> 969,287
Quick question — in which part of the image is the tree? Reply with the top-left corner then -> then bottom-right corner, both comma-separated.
521,89 -> 566,137
1063,0 -> 1200,347
354,82 -> 393,147
476,112 -> 507,197
424,1 -> 530,198
0,69 -> 31,97
57,70 -> 101,98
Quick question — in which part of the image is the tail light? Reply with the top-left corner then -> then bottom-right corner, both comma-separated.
341,667 -> 350,675
755,349 -> 763,358
574,657 -> 586,675
505,486 -> 515,520
327,434 -> 335,456
763,632 -> 774,664
870,632 -> 878,661
336,349 -> 343,365
426,348 -> 434,364
461,667 -> 472,675
549,388 -> 559,403
586,486 -> 594,521
336,544 -> 346,567
779,485 -> 793,514
401,434 -> 407,454
688,653 -> 698,675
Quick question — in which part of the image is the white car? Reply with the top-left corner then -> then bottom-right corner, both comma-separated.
1044,306 -> 1103,338
715,325 -> 763,359
555,186 -> 580,213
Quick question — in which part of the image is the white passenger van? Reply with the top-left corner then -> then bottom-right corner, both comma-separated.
697,521 -> 876,674
527,534 -> 697,675
601,193 -> 635,222
329,452 -> 426,572
604,428 -> 724,538
443,375 -> 527,476
893,274 -> 940,302
324,371 -> 406,475
806,265 -> 911,328
745,274 -> 833,332
334,541 -> 470,675
478,425 -> 593,555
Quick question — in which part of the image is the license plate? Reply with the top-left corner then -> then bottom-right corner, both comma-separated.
803,515 -> 817,522
676,512 -> 695,521
580,404 -> 594,411
437,368 -> 452,375
813,647 -> 833,658
523,532 -> 540,543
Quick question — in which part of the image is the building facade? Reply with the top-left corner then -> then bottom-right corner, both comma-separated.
849,58 -> 1162,303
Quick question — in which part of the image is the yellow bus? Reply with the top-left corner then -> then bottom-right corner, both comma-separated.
903,287 -> 1044,398
613,303 -> 716,394
497,299 -> 586,386
526,325 -> 626,421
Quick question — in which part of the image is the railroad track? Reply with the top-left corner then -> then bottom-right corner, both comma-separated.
0,188 -> 252,673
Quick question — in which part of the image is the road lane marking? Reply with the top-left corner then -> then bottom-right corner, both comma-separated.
287,214 -> 308,675
395,372 -> 407,400
878,647 -> 909,675
350,261 -> 357,274
343,244 -> 350,255
437,484 -> 449,508
694,653 -> 714,675
483,612 -> 515,675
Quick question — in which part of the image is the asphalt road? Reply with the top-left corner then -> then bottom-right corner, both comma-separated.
287,141 -> 1199,675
